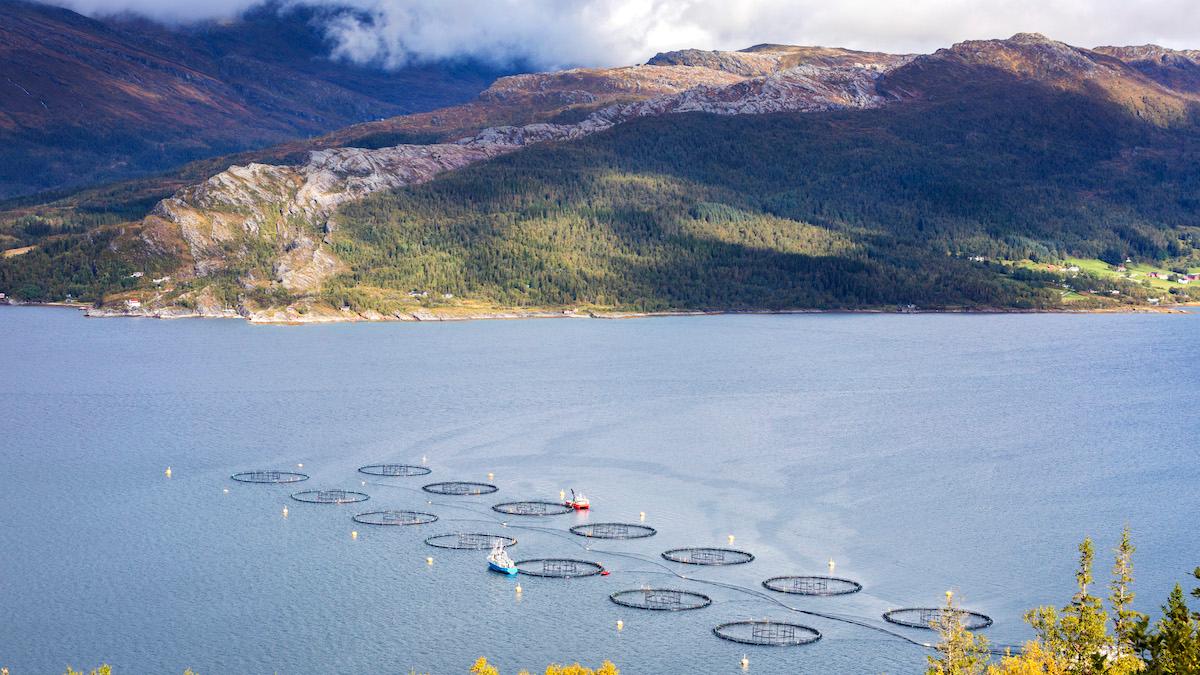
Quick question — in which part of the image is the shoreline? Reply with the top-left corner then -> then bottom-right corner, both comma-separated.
2,300 -> 1192,324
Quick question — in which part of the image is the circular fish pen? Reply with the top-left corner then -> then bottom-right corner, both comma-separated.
883,608 -> 993,631
290,489 -> 370,504
492,501 -> 573,516
352,510 -> 438,526
424,533 -> 517,550
230,470 -> 309,484
570,523 -> 657,539
422,481 -> 498,496
762,575 -> 863,596
516,558 -> 605,578
712,621 -> 821,647
610,588 -> 712,611
662,547 -> 755,566
358,464 -> 431,477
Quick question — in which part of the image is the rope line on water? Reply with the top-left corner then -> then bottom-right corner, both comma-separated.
365,479 -> 1017,655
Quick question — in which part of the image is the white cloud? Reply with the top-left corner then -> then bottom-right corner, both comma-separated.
36,0 -> 1200,69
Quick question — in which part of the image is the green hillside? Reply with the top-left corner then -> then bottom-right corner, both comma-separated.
323,78 -> 1200,313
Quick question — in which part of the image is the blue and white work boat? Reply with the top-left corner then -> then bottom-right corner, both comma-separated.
487,542 -> 518,575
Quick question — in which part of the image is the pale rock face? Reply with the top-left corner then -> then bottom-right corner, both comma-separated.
141,50 -> 911,307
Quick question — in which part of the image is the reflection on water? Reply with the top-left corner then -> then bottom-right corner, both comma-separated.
0,307 -> 1197,674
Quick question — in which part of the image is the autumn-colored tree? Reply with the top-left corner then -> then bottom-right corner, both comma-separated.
1024,538 -> 1118,674
473,658 -> 618,675
927,592 -> 992,675
64,666 -> 112,675
986,641 -> 1068,675
471,658 -> 500,675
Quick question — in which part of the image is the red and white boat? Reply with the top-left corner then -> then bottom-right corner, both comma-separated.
564,489 -> 590,510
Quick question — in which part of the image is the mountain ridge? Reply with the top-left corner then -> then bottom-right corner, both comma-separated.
3,32 -> 1200,321
0,0 -> 513,198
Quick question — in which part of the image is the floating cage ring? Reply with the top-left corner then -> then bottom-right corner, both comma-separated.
230,470 -> 309,484
570,522 -> 658,539
290,489 -> 370,504
422,481 -> 499,496
424,533 -> 517,550
352,510 -> 438,526
662,547 -> 755,566
610,588 -> 712,611
712,620 -> 822,647
492,501 -> 573,516
358,464 -> 432,477
762,575 -> 863,596
883,607 -> 994,631
516,558 -> 605,578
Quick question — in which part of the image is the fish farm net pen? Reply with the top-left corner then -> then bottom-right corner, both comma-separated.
352,510 -> 438,526
357,464 -> 431,477
712,620 -> 822,646
421,481 -> 499,496
661,547 -> 755,565
515,558 -> 605,578
609,588 -> 712,611
569,522 -> 657,539
883,608 -> 994,631
364,480 -> 1020,655
230,470 -> 308,483
289,489 -> 370,504
425,532 -> 517,549
762,575 -> 863,596
492,501 -> 573,516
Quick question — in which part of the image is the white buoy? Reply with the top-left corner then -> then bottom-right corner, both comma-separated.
728,534 -> 735,544
282,506 -> 289,518
740,654 -> 749,670
639,511 -> 646,522
828,558 -> 836,573
421,455 -> 427,464
297,463 -> 303,468
351,531 -> 358,540
616,619 -> 623,631
223,488 -> 229,494
426,556 -> 433,565
488,472 -> 494,481
361,480 -> 366,486
164,466 -> 172,478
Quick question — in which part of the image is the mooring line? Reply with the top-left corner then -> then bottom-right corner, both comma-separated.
364,479 -> 1017,654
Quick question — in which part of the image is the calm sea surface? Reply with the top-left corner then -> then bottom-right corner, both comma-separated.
1,306 -> 1197,674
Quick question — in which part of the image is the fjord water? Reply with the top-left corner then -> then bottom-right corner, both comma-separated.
1,307 -> 1196,675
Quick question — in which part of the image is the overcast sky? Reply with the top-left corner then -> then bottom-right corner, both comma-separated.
40,0 -> 1200,69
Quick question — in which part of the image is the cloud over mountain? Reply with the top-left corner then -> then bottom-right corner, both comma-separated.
34,0 -> 1200,69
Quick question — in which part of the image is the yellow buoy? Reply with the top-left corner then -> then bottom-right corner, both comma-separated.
515,584 -> 523,594
351,531 -> 358,540
639,511 -> 646,522
946,589 -> 954,601
828,558 -> 836,573
727,534 -> 735,544
426,556 -> 433,565
740,654 -> 749,670
164,466 -> 172,478
616,619 -> 624,631
559,489 -> 566,501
